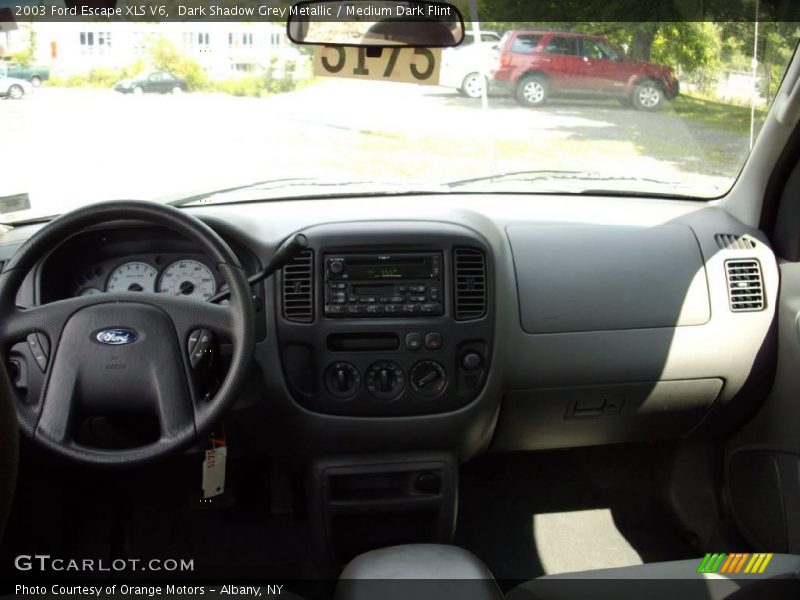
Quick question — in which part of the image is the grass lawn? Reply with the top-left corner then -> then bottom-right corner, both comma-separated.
670,94 -> 767,136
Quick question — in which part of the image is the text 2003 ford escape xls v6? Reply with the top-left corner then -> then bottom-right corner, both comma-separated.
2,1 -> 800,599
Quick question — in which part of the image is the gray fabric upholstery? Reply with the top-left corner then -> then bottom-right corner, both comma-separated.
336,544 -> 504,600
506,555 -> 800,600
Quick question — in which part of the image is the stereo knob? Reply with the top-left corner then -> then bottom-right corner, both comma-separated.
330,261 -> 345,275
366,361 -> 405,401
410,361 -> 447,398
324,362 -> 360,399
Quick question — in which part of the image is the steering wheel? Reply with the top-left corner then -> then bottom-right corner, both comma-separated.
0,201 -> 255,467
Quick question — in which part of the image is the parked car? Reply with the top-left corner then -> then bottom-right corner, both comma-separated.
0,71 -> 33,100
457,30 -> 503,48
113,71 -> 188,95
490,30 -> 680,110
440,30 -> 502,98
0,61 -> 49,86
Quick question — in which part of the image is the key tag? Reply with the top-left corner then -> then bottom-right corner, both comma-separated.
202,430 -> 227,499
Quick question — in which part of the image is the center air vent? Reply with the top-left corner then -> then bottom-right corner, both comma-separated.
453,247 -> 487,320
282,250 -> 314,323
715,234 -> 757,250
725,259 -> 764,312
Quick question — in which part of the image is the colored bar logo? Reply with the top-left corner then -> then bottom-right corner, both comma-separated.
697,553 -> 773,574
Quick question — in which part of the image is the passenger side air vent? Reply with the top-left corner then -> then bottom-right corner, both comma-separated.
282,250 -> 314,323
725,260 -> 764,312
715,234 -> 757,250
453,247 -> 487,320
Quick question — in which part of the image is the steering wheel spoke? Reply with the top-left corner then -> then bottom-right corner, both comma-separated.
0,296 -> 94,352
150,295 -> 235,342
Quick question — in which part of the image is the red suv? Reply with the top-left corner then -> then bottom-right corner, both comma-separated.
490,31 -> 679,110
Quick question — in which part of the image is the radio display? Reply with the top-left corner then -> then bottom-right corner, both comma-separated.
365,267 -> 404,280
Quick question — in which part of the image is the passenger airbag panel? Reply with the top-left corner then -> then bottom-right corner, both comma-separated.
507,224 -> 710,333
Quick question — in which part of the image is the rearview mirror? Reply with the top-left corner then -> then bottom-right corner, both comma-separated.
287,1 -> 465,47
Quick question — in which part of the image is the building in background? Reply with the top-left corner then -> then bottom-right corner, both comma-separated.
1,21 -> 304,79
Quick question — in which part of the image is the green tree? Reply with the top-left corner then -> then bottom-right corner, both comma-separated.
146,37 -> 208,90
9,24 -> 36,67
720,21 -> 800,103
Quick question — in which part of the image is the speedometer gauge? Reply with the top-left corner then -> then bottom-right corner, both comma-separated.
106,262 -> 158,293
158,260 -> 216,301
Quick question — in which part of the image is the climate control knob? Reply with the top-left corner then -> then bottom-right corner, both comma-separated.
324,362 -> 360,399
410,361 -> 447,398
366,361 -> 405,401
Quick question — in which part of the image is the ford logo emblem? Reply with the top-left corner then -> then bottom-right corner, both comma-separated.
95,328 -> 138,345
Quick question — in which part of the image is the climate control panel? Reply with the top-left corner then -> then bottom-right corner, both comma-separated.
304,325 -> 488,416
324,358 -> 453,403
282,322 -> 490,416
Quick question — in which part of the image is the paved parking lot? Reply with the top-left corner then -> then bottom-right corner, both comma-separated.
1,80 -> 748,217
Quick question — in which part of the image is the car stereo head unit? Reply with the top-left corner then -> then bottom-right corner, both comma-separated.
325,252 -> 443,317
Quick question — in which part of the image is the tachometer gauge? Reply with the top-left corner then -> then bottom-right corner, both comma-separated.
79,287 -> 103,297
106,262 -> 158,293
158,260 -> 216,301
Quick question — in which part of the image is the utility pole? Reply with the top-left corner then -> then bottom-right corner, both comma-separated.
750,0 -> 760,151
468,0 -> 495,174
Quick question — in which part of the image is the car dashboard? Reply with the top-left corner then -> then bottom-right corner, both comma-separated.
0,193 -> 779,461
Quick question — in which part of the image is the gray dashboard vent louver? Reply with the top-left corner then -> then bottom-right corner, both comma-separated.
453,247 -> 487,320
282,250 -> 314,323
725,259 -> 764,312
715,234 -> 757,250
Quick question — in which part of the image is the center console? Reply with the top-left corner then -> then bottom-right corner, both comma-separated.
309,452 -> 459,569
276,222 -> 494,417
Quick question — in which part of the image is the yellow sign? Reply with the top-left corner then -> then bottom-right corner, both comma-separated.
313,46 -> 442,85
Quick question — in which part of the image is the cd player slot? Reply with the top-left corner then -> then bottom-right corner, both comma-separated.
327,332 -> 401,352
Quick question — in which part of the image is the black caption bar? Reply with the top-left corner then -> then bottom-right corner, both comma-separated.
0,0 -> 799,23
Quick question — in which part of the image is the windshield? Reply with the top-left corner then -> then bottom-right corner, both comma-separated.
1,3 -> 799,222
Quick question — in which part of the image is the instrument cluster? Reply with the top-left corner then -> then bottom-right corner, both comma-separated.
72,254 -> 219,302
